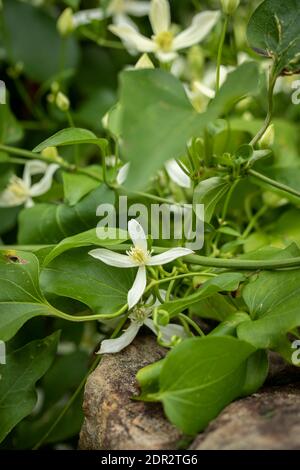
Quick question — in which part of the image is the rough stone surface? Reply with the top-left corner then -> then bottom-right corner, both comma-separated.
190,384 -> 300,450
79,336 -> 300,450
79,336 -> 182,450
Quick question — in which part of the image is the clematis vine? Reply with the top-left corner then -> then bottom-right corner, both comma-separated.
0,160 -> 59,208
73,0 -> 150,28
89,219 -> 193,309
98,303 -> 187,354
109,0 -> 220,62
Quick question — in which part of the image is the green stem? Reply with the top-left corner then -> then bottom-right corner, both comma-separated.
119,187 -> 185,207
0,144 -> 74,171
178,313 -> 205,337
81,28 -> 125,49
249,169 -> 300,199
242,205 -> 268,239
107,244 -> 300,270
250,67 -> 277,147
32,315 -> 127,450
221,179 -> 239,223
216,15 -> 228,93
51,304 -> 128,323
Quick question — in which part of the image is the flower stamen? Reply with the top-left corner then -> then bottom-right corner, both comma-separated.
127,246 -> 152,265
154,31 -> 174,52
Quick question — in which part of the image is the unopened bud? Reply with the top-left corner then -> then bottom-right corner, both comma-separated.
220,0 -> 240,15
258,124 -> 275,149
56,91 -> 70,112
135,54 -> 154,69
41,146 -> 59,160
57,8 -> 74,37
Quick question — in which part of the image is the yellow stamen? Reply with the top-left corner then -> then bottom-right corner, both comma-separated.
7,176 -> 29,199
154,31 -> 174,52
127,246 -> 151,265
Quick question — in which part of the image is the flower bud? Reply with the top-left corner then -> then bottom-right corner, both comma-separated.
135,54 -> 154,69
57,8 -> 74,37
56,91 -> 70,112
258,124 -> 275,149
41,146 -> 59,160
220,0 -> 240,15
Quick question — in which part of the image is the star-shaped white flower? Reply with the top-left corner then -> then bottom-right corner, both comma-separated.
0,160 -> 59,208
73,0 -> 150,29
98,303 -> 186,354
89,219 -> 193,309
109,0 -> 220,62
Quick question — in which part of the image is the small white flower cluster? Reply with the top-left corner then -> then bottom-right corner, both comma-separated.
0,160 -> 59,208
68,0 -> 220,63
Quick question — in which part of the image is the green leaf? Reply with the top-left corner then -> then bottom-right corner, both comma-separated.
163,273 -> 245,318
0,331 -> 60,443
209,312 -> 251,337
63,171 -> 101,206
120,63 -> 259,189
33,128 -> 107,153
193,177 -> 230,223
40,248 -> 134,314
241,350 -> 269,396
0,101 -> 23,145
2,0 -> 78,82
247,0 -> 300,74
190,293 -> 237,322
153,336 -> 255,434
238,268 -> 300,349
43,227 -> 128,266
0,250 -> 54,341
18,185 -> 115,244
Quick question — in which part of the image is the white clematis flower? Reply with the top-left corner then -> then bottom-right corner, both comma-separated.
99,304 -> 186,354
73,0 -> 150,28
89,219 -> 193,309
165,159 -> 191,189
109,0 -> 220,62
0,160 -> 59,208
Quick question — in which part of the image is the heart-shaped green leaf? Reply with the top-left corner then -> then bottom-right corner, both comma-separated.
248,0 -> 300,74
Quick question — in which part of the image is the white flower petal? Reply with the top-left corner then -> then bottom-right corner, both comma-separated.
29,164 -> 59,197
173,10 -> 220,51
155,50 -> 178,63
128,266 -> 147,309
148,247 -> 194,266
113,13 -> 138,29
117,162 -> 130,185
98,321 -> 141,354
73,8 -> 105,27
125,1 -> 150,16
109,24 -> 156,52
193,81 -> 216,99
89,249 -> 137,267
23,160 -> 48,188
25,197 -> 34,208
0,186 -> 26,207
165,159 -> 191,188
128,219 -> 147,251
150,0 -> 171,34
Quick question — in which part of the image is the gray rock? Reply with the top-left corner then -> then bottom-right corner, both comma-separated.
190,383 -> 300,450
79,336 -> 300,450
79,336 -> 182,450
